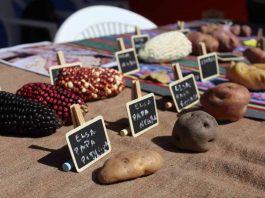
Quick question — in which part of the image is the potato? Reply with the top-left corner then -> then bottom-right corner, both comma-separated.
226,62 -> 265,90
98,150 -> 163,184
243,48 -> 265,63
172,111 -> 218,152
187,31 -> 219,55
200,24 -> 220,34
211,28 -> 240,52
200,82 -> 250,121
231,24 -> 241,36
241,25 -> 252,37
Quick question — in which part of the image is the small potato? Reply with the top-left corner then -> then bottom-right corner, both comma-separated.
211,29 -> 240,52
241,25 -> 252,37
98,150 -> 163,184
231,24 -> 241,36
243,48 -> 265,63
187,31 -> 219,55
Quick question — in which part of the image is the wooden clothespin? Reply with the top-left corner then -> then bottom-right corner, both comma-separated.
135,26 -> 141,36
62,104 -> 86,172
117,38 -> 126,51
165,63 -> 182,109
199,42 -> 207,56
256,28 -> 265,50
57,51 -> 66,65
120,79 -> 142,136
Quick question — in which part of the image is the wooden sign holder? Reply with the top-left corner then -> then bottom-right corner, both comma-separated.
257,28 -> 265,50
119,80 -> 142,136
117,38 -> 126,51
199,42 -> 207,56
165,63 -> 182,109
135,26 -> 141,36
177,20 -> 190,33
49,51 -> 82,85
62,104 -> 85,171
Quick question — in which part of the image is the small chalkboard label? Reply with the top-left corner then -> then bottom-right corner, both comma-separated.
169,74 -> 200,112
198,53 -> 219,81
126,93 -> 159,137
115,49 -> 140,75
217,52 -> 244,62
131,34 -> 150,53
66,116 -> 111,172
49,63 -> 82,85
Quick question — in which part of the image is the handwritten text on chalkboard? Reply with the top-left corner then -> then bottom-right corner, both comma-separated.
115,49 -> 140,74
66,116 -> 111,172
198,53 -> 219,81
126,93 -> 159,137
169,74 -> 200,112
131,34 -> 149,53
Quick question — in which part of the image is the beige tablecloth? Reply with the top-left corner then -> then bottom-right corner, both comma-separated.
0,64 -> 265,198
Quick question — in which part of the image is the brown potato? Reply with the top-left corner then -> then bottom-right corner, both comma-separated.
243,48 -> 265,63
172,111 -> 218,152
231,24 -> 241,36
187,31 -> 219,55
98,150 -> 163,184
200,82 -> 250,121
241,25 -> 252,37
211,29 -> 240,52
226,62 -> 265,90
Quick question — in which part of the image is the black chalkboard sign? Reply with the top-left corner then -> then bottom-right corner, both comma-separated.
126,93 -> 159,137
131,34 -> 149,53
169,74 -> 200,112
49,63 -> 82,85
217,52 -> 244,62
197,52 -> 219,81
66,116 -> 111,172
115,48 -> 140,75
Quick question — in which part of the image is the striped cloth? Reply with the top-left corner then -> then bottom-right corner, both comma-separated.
70,28 -> 265,120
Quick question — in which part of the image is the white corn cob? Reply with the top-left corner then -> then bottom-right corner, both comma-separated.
139,31 -> 192,63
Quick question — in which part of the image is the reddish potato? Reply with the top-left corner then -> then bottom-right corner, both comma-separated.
187,31 -> 219,55
200,83 -> 250,121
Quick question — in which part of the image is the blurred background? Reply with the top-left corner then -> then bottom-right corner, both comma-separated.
0,0 -> 264,48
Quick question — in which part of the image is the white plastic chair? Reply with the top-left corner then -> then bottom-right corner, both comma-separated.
54,5 -> 157,43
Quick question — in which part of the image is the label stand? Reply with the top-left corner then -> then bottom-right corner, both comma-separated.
199,42 -> 207,56
57,51 -> 66,65
62,104 -> 85,171
257,28 -> 265,50
120,80 -> 142,136
117,38 -> 126,51
177,20 -> 190,33
135,26 -> 141,36
165,63 -> 182,109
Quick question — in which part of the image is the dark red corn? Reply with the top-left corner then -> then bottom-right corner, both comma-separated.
16,82 -> 87,125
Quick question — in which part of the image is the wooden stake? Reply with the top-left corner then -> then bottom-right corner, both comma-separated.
257,37 -> 265,50
64,104 -> 86,171
70,104 -> 85,128
117,38 -> 126,51
131,79 -> 142,100
121,79 -> 142,136
57,51 -> 66,65
199,42 -> 207,56
257,28 -> 263,40
135,26 -> 141,35
172,63 -> 183,80
165,63 -> 183,109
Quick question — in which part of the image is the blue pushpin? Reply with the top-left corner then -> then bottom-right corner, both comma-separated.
62,160 -> 74,172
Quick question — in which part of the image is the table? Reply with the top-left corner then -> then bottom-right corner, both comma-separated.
0,62 -> 265,197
